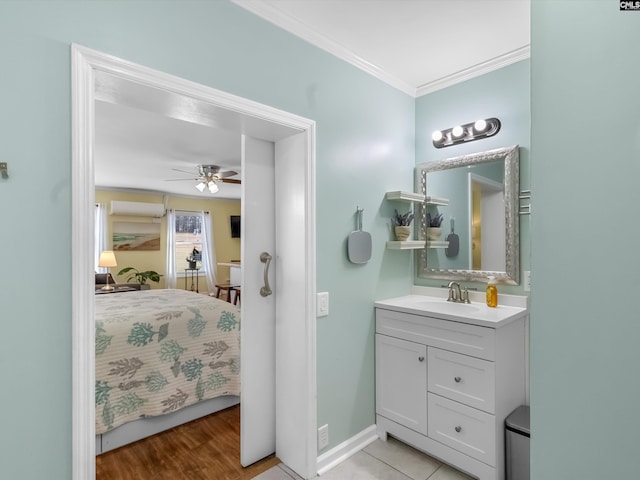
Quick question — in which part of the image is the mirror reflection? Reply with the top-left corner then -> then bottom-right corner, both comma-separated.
416,145 -> 520,284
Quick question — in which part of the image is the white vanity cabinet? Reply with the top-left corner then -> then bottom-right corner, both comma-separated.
376,334 -> 428,435
375,303 -> 527,480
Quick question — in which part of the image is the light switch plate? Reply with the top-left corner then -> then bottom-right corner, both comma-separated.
524,271 -> 531,292
317,292 -> 329,317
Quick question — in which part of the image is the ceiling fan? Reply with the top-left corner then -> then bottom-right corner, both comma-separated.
166,164 -> 241,193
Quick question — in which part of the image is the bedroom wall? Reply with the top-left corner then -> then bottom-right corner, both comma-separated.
414,59 -> 531,295
0,2 -> 414,478
96,190 -> 240,291
530,2 -> 640,478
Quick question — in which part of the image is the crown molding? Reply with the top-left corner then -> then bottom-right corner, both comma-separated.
232,0 -> 417,97
415,45 -> 530,97
233,1 -> 529,98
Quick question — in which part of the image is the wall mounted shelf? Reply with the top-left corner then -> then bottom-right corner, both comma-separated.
385,191 -> 449,206
386,240 -> 449,250
385,191 -> 450,251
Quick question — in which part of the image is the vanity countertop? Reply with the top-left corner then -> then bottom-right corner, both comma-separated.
375,287 -> 528,328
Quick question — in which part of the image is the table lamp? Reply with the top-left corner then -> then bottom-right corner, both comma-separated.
98,250 -> 118,291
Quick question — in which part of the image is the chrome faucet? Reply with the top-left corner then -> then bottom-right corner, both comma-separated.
447,281 -> 461,302
447,281 -> 471,304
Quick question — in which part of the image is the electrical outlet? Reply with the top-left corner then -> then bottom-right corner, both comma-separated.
317,292 -> 329,317
318,424 -> 329,450
524,271 -> 531,292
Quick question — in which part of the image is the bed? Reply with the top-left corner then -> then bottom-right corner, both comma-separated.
95,288 -> 240,454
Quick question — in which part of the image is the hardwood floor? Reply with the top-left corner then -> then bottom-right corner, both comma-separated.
96,405 -> 281,480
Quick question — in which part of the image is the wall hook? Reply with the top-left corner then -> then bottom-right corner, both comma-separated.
355,206 -> 364,230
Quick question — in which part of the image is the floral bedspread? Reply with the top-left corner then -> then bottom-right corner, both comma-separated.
95,289 -> 240,435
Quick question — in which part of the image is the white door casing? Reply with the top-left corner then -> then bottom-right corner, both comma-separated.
481,189 -> 505,271
71,45 -> 317,480
241,136 -> 276,465
275,132 -> 317,477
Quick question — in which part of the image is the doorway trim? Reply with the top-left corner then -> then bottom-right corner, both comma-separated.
71,44 -> 317,479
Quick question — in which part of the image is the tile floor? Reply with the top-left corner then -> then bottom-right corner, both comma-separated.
251,436 -> 474,480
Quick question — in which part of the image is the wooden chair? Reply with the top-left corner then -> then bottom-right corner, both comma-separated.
213,283 -> 237,302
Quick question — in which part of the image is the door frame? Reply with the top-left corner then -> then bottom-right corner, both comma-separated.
468,172 -> 504,271
71,44 -> 317,479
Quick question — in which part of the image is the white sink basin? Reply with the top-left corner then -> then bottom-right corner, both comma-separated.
413,299 -> 482,315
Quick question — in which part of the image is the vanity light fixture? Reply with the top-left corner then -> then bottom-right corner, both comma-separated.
432,117 -> 501,149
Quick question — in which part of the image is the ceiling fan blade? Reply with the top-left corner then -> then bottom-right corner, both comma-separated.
220,178 -> 241,184
216,170 -> 238,179
171,168 -> 199,176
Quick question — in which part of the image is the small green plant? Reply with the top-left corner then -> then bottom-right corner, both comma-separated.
393,209 -> 414,226
117,267 -> 163,285
427,212 -> 444,228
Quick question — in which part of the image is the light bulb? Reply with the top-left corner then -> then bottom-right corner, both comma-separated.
195,182 -> 206,192
452,125 -> 464,138
432,130 -> 443,142
208,181 -> 219,193
474,119 -> 487,132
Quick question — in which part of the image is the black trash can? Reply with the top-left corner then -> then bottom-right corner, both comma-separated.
505,405 -> 530,480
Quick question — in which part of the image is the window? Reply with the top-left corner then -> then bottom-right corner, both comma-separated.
174,212 -> 205,273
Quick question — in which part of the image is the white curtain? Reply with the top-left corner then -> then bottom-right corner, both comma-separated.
95,203 -> 109,272
201,211 -> 218,291
165,209 -> 177,289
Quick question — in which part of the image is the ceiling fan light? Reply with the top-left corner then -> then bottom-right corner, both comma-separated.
208,181 -> 219,193
195,182 -> 206,192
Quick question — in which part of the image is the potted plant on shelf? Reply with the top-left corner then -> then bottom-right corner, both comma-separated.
426,212 -> 444,240
117,267 -> 163,289
392,209 -> 414,241
186,248 -> 201,269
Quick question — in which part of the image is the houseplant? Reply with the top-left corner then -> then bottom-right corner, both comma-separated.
426,212 -> 444,240
117,267 -> 163,288
392,209 -> 414,241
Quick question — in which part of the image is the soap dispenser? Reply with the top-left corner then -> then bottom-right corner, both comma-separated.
486,276 -> 498,308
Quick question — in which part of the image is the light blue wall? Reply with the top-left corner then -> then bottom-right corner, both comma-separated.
8,2 -> 634,479
415,60 -> 531,294
0,2 -> 414,478
531,2 -> 640,479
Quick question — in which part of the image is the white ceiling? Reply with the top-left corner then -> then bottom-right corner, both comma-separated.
95,101 -> 243,199
234,0 -> 530,96
95,1 -> 530,199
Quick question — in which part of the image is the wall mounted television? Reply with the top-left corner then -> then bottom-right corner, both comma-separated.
230,215 -> 241,238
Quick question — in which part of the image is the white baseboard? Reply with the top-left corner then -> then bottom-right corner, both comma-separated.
316,424 -> 378,476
